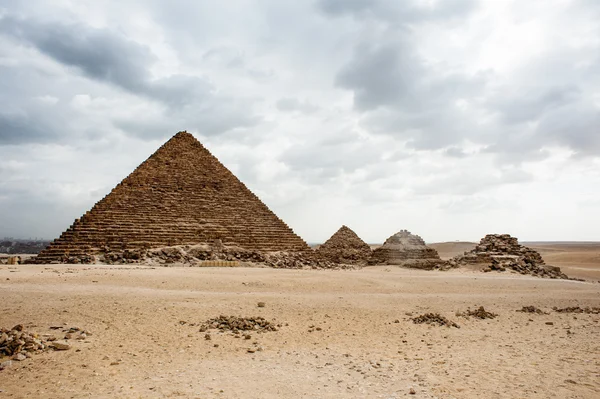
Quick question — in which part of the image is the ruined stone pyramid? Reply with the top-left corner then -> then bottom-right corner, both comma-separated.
368,229 -> 444,269
448,234 -> 568,278
315,225 -> 372,264
36,131 -> 309,263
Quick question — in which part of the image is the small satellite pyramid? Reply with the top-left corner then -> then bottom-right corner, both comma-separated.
368,230 -> 443,269
316,225 -> 371,264
36,131 -> 309,262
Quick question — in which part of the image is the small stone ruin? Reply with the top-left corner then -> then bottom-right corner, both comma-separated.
315,225 -> 372,265
448,234 -> 568,279
368,230 -> 445,269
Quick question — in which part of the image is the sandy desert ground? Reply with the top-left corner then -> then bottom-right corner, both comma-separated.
1,255 -> 599,399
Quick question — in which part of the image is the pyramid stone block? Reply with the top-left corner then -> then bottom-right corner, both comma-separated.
36,131 -> 309,263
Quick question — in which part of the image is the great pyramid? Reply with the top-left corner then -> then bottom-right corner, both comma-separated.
368,229 -> 444,269
315,225 -> 372,264
36,131 -> 309,263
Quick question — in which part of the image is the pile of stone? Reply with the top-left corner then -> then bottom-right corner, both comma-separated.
517,306 -> 547,314
0,324 -> 77,368
198,316 -> 278,333
368,230 -> 445,269
553,306 -> 600,314
315,225 -> 372,265
411,313 -> 460,328
457,306 -> 497,319
95,242 -> 350,270
447,234 -> 569,279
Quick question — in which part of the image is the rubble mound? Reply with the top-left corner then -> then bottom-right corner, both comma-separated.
315,225 -> 372,265
411,313 -> 460,328
553,306 -> 600,314
1,324 -> 82,368
447,234 -> 569,279
199,316 -> 278,333
35,131 -> 309,264
95,242 -> 351,270
517,306 -> 547,314
368,230 -> 445,269
458,306 -> 498,319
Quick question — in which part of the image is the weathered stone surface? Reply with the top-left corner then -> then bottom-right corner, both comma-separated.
315,225 -> 372,265
368,230 -> 445,269
448,234 -> 569,279
35,131 -> 310,264
135,243 -> 351,269
50,342 -> 71,351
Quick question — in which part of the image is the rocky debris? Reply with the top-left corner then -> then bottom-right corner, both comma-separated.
0,324 -> 83,364
0,324 -> 90,366
0,360 -> 13,370
458,306 -> 498,319
257,302 -> 266,308
369,230 -> 445,269
553,306 -> 600,314
447,234 -> 569,279
35,131 -> 310,264
315,225 -> 372,265
411,313 -> 460,328
80,242 -> 351,270
50,342 -> 71,351
517,306 -> 547,314
198,316 -> 278,334
1,325 -> 48,360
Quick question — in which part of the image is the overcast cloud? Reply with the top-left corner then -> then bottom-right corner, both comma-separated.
0,0 -> 599,243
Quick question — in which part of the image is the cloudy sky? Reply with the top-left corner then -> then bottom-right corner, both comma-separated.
1,0 -> 599,243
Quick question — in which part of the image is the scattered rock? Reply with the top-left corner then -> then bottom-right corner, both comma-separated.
517,306 -> 547,314
257,302 -> 265,308
199,316 -> 278,334
51,342 -> 71,351
409,387 -> 416,395
1,325 -> 51,360
458,306 -> 497,319
411,313 -> 460,328
0,360 -> 12,370
545,322 -> 554,325
553,306 -> 600,314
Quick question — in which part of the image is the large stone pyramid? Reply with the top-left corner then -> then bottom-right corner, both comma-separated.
315,225 -> 372,264
36,131 -> 309,263
368,230 -> 444,269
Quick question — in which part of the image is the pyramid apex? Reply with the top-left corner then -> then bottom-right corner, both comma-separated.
171,130 -> 196,140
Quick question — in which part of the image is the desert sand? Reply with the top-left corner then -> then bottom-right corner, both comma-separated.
1,261 -> 599,399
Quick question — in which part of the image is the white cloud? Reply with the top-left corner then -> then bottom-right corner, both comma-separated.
0,0 -> 599,242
